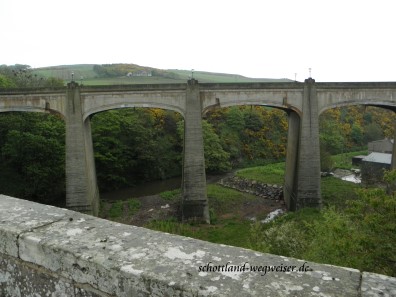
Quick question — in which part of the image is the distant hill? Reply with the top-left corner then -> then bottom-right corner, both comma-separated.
33,64 -> 292,85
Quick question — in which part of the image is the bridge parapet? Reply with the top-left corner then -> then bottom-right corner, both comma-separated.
1,195 -> 395,296
0,91 -> 66,116
81,88 -> 187,120
316,82 -> 396,114
200,83 -> 304,114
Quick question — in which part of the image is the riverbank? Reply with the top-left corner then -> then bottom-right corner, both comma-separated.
100,183 -> 284,227
99,152 -> 396,277
100,172 -> 234,201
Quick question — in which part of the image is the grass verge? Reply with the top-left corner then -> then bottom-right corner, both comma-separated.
330,150 -> 368,169
146,184 -> 259,248
100,198 -> 141,221
236,162 -> 285,184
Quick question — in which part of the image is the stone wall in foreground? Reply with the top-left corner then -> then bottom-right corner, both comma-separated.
0,195 -> 395,296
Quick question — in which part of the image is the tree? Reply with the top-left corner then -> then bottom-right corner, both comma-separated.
0,64 -> 63,88
320,143 -> 334,172
351,124 -> 364,146
91,108 -> 183,191
177,119 -> 231,173
225,107 -> 245,130
202,120 -> 231,172
0,113 -> 65,204
0,74 -> 15,88
364,123 -> 384,143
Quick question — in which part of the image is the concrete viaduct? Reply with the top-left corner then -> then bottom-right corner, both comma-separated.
1,78 -> 396,223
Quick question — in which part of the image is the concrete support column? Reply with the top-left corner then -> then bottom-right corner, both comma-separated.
182,79 -> 210,223
84,118 -> 100,215
283,111 -> 300,210
65,82 -> 99,216
295,78 -> 322,209
391,118 -> 396,170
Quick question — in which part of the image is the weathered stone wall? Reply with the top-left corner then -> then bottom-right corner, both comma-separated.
217,176 -> 283,201
1,195 -> 395,296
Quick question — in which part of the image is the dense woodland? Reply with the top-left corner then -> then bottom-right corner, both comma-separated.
0,64 -> 395,205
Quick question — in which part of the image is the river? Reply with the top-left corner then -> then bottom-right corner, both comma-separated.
100,173 -> 232,201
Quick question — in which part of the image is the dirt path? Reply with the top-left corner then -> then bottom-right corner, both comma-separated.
101,189 -> 285,226
126,195 -> 179,226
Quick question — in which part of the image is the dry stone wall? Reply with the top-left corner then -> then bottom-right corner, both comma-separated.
218,176 -> 283,201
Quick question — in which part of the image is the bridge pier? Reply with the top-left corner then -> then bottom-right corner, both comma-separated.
284,111 -> 300,210
295,78 -> 322,209
391,118 -> 396,170
182,79 -> 210,223
65,82 -> 99,216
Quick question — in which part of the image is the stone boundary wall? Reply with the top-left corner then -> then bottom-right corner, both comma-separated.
218,176 -> 283,201
0,195 -> 395,296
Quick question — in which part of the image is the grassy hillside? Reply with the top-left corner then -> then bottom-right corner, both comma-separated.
168,69 -> 291,83
33,64 -> 292,85
34,64 -> 97,81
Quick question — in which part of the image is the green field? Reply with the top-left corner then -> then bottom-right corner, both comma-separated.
34,64 -> 97,81
330,150 -> 368,169
33,64 -> 292,85
236,162 -> 286,184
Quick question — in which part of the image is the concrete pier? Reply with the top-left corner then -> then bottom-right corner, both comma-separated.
182,79 -> 210,223
284,110 -> 300,210
295,78 -> 322,209
65,82 -> 99,215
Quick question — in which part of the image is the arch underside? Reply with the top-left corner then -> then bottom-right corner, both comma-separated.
203,101 -> 301,116
0,106 -> 65,117
83,102 -> 185,120
319,100 -> 396,115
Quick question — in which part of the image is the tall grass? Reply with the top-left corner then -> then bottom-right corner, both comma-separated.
236,162 -> 285,184
330,150 -> 368,169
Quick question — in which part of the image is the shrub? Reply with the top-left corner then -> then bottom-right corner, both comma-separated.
128,198 -> 141,215
159,189 -> 181,201
249,220 -> 310,258
302,207 -> 366,269
108,201 -> 124,219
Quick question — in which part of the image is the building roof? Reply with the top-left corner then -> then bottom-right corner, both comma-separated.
352,155 -> 367,159
362,152 -> 392,164
368,138 -> 394,144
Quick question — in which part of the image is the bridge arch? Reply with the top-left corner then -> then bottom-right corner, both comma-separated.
87,107 -> 184,197
0,106 -> 66,120
203,101 -> 301,117
319,101 -> 396,115
203,103 -> 299,209
80,86 -> 187,122
317,83 -> 396,116
83,102 -> 185,121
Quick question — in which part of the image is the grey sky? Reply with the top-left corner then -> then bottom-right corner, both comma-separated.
1,0 -> 395,82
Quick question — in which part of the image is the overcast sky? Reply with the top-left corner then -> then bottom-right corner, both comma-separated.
1,0 -> 395,82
